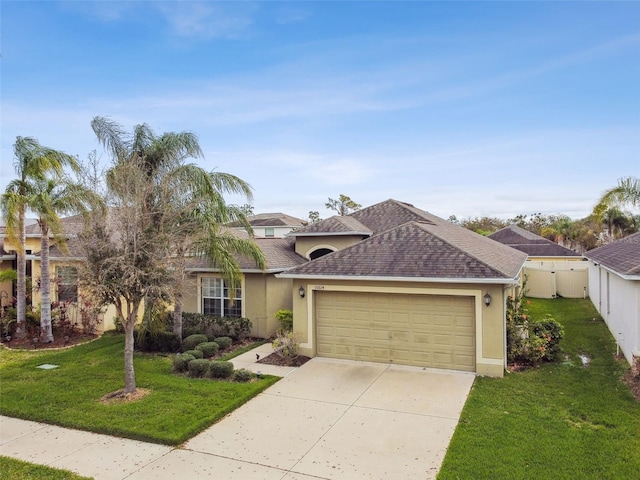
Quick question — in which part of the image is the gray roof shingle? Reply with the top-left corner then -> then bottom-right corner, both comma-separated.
290,215 -> 372,236
489,225 -> 581,257
584,232 -> 640,277
282,219 -> 527,281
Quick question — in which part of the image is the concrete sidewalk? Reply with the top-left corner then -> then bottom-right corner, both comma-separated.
1,350 -> 474,480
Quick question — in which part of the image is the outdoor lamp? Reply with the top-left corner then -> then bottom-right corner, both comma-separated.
299,286 -> 306,298
484,293 -> 491,307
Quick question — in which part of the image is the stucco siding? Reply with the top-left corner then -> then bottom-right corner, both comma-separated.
294,235 -> 364,258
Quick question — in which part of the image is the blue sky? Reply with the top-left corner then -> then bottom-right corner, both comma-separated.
2,1 -> 639,221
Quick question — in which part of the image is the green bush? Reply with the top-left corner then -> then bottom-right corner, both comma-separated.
172,353 -> 196,372
182,334 -> 209,351
272,330 -> 299,359
183,349 -> 203,359
134,330 -> 180,352
530,316 -> 564,361
188,359 -> 210,378
196,341 -> 219,358
208,361 -> 234,379
233,368 -> 253,383
181,313 -> 252,340
214,336 -> 232,350
274,309 -> 293,332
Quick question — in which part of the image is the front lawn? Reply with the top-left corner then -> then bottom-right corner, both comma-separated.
0,456 -> 92,480
438,298 -> 640,479
0,335 -> 279,445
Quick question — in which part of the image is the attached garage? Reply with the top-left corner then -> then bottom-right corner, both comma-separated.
315,291 -> 475,371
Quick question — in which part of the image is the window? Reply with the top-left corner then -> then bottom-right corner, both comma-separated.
56,266 -> 78,303
265,227 -> 275,238
201,277 -> 242,317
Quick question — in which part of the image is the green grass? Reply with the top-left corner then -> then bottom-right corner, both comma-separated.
0,456 -> 92,479
438,298 -> 640,480
0,334 -> 279,445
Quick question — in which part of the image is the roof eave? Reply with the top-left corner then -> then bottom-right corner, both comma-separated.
287,231 -> 372,238
275,273 -> 520,284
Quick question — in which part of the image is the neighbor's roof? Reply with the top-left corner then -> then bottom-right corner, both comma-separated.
489,225 -> 581,257
186,237 -> 306,273
228,212 -> 305,229
584,232 -> 640,279
280,216 -> 527,283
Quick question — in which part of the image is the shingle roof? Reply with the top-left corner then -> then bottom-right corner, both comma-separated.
584,232 -> 640,278
489,225 -> 581,257
186,237 -> 306,272
281,220 -> 526,282
290,215 -> 372,236
350,199 -> 437,234
228,212 -> 306,228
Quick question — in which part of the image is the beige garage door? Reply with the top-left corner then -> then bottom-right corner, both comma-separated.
316,291 -> 475,371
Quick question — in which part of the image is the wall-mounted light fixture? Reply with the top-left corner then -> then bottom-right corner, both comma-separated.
484,293 -> 491,307
299,286 -> 305,298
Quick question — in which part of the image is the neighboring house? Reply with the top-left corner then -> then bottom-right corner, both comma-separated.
584,232 -> 640,366
230,213 -> 306,238
489,225 -> 587,299
279,199 -> 528,377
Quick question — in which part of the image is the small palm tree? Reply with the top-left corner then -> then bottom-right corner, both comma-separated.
599,176 -> 640,209
1,137 -> 79,338
29,177 -> 100,342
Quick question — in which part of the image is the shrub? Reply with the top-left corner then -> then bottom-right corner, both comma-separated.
530,315 -> 564,361
172,353 -> 196,372
272,330 -> 299,359
233,368 -> 253,383
274,309 -> 293,332
196,341 -> 219,358
214,336 -> 232,350
135,330 -> 181,353
209,361 -> 234,379
182,334 -> 209,351
181,313 -> 252,340
183,349 -> 203,359
188,359 -> 210,378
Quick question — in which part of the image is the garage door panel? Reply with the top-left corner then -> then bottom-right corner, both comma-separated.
316,291 -> 475,372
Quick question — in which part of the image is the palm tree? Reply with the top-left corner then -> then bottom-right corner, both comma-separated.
29,177 -> 99,342
0,137 -> 79,338
598,176 -> 640,209
88,117 -> 265,394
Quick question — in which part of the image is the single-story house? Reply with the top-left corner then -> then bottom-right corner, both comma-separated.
584,232 -> 640,365
279,199 -> 528,377
489,225 -> 587,298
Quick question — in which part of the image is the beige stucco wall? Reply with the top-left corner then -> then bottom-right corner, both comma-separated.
186,272 -> 293,338
294,235 -> 365,259
291,278 -> 511,377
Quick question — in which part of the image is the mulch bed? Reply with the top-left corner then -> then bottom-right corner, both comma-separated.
257,352 -> 311,367
1,331 -> 99,350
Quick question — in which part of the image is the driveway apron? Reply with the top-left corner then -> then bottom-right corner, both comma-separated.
171,358 -> 475,480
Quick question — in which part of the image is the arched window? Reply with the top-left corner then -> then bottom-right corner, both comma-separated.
309,248 -> 334,260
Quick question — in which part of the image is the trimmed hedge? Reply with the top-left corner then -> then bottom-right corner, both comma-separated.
183,349 -> 203,359
188,359 -> 210,378
214,336 -> 232,350
173,353 -> 196,372
181,313 -> 252,340
182,334 -> 209,351
134,330 -> 181,353
208,361 -> 234,379
233,368 -> 253,383
196,342 -> 219,358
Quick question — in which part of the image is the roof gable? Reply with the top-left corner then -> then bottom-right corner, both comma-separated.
283,220 -> 526,281
290,215 -> 372,236
584,232 -> 640,277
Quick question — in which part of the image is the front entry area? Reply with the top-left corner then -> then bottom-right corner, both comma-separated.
315,291 -> 475,371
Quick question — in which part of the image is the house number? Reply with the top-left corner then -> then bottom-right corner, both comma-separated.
314,285 -> 325,290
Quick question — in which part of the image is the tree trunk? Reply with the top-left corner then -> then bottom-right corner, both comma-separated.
123,314 -> 137,394
40,223 -> 53,342
15,209 -> 26,338
173,291 -> 183,342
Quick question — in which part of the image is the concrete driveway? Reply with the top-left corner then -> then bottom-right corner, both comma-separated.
133,357 -> 474,480
1,356 -> 474,480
